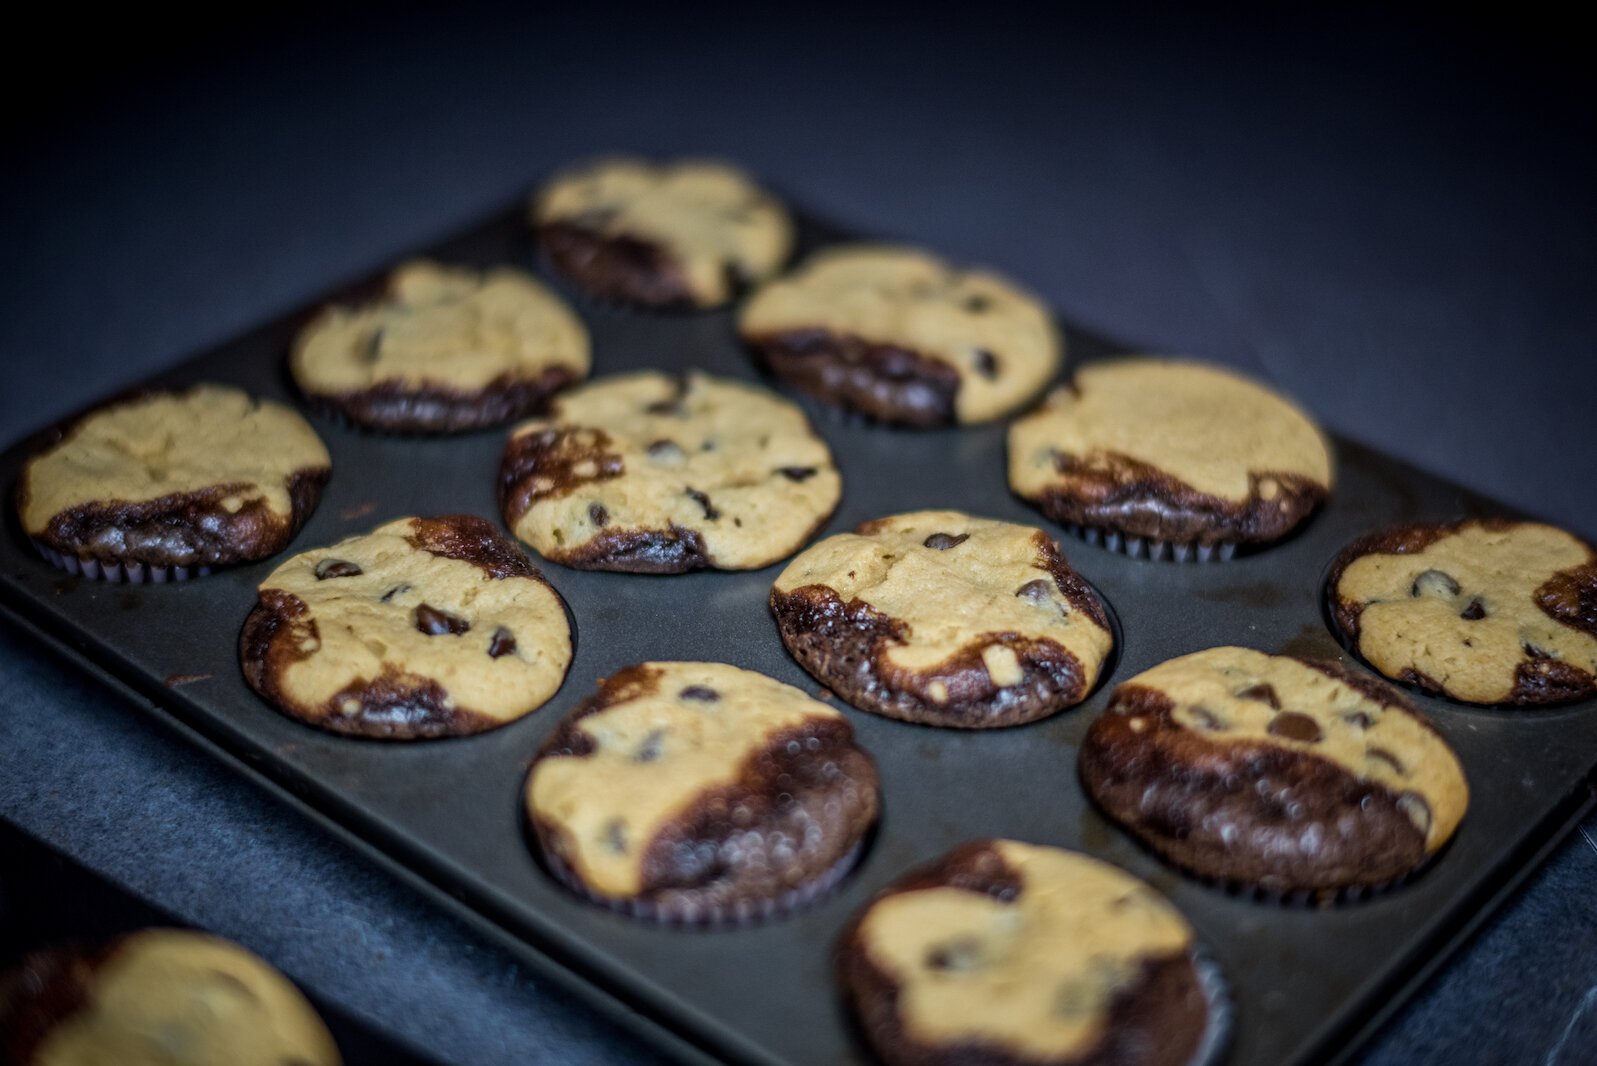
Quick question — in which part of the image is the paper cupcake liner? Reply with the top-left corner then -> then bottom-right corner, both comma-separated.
34,542 -> 211,584
542,838 -> 866,928
1061,523 -> 1239,563
1187,944 -> 1234,1066
1160,843 -> 1441,908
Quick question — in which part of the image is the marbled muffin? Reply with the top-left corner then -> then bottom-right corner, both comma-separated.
1328,518 -> 1597,706
739,245 -> 1060,426
17,384 -> 330,580
0,929 -> 340,1066
1080,647 -> 1468,896
241,514 -> 572,739
533,157 -> 793,309
1008,359 -> 1332,557
499,371 -> 841,573
291,259 -> 589,433
525,661 -> 880,923
771,510 -> 1114,728
837,840 -> 1216,1066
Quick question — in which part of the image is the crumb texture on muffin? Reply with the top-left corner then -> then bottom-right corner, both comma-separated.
242,514 -> 571,738
527,661 -> 878,907
772,510 -> 1113,727
19,384 -> 331,566
291,259 -> 588,430
839,839 -> 1208,1066
1080,647 -> 1468,892
1330,519 -> 1597,705
1008,359 -> 1331,545
534,157 -> 792,308
499,371 -> 840,572
740,244 -> 1060,425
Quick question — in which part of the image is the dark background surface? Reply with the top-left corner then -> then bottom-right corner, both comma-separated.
1,4 -> 1594,1064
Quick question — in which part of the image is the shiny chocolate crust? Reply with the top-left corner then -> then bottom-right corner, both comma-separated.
22,468 -> 328,570
537,220 -> 698,309
1080,660 -> 1437,893
1033,452 -> 1327,548
0,941 -> 111,1065
240,515 -> 551,739
528,665 -> 880,915
299,365 -> 578,434
1327,518 -> 1597,705
745,328 -> 960,427
770,536 -> 1111,728
835,840 -> 1210,1066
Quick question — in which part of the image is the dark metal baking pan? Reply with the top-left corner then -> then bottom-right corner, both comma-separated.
2,201 -> 1594,1066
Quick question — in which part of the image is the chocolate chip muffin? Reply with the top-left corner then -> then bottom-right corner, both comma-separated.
0,929 -> 341,1066
739,244 -> 1061,426
1328,518 -> 1597,706
241,514 -> 572,739
17,384 -> 331,581
525,661 -> 880,923
837,840 -> 1219,1066
1008,359 -> 1332,558
771,510 -> 1114,728
1079,647 -> 1469,897
291,259 -> 589,433
533,157 -> 793,309
498,371 -> 841,573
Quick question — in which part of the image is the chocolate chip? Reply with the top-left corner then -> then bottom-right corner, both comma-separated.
646,439 -> 685,462
963,294 -> 991,313
1411,569 -> 1460,598
362,328 -> 385,364
488,626 -> 516,659
923,532 -> 970,550
1236,682 -> 1281,708
634,728 -> 666,763
314,558 -> 363,580
603,820 -> 628,854
1015,578 -> 1053,603
924,936 -> 985,972
1523,642 -> 1554,659
1367,747 -> 1406,775
1189,706 -> 1227,731
1268,712 -> 1323,743
973,348 -> 999,379
644,377 -> 690,416
588,502 -> 609,527
1397,792 -> 1431,835
680,685 -> 719,702
380,584 -> 410,602
1342,711 -> 1373,730
776,466 -> 817,482
1460,598 -> 1487,620
415,603 -> 470,636
684,488 -> 720,520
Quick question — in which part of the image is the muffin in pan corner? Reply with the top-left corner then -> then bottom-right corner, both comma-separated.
17,383 -> 330,582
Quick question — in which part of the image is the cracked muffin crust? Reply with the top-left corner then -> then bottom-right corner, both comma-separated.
241,514 -> 572,739
771,510 -> 1114,728
739,244 -> 1060,426
837,840 -> 1213,1066
291,259 -> 589,433
532,157 -> 793,309
498,371 -> 841,573
1328,519 -> 1597,706
18,384 -> 330,577
525,661 -> 880,922
1008,359 -> 1332,550
1079,647 -> 1468,895
0,929 -> 340,1066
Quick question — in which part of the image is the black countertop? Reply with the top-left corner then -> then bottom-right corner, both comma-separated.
2,6 -> 1594,1063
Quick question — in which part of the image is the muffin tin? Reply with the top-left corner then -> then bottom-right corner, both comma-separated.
2,202 -> 1594,1066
